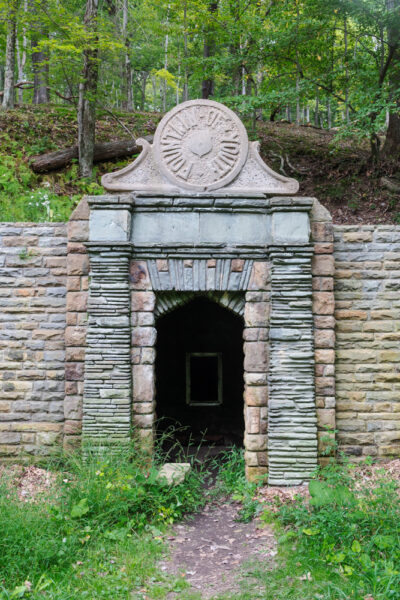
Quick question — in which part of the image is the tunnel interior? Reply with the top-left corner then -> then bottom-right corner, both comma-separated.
155,296 -> 244,449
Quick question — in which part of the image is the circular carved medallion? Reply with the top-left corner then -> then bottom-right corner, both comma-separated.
153,99 -> 248,191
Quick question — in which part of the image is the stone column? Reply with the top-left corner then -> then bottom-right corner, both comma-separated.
82,246 -> 132,444
268,245 -> 317,485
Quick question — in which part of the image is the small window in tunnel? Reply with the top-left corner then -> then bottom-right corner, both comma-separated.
186,353 -> 222,406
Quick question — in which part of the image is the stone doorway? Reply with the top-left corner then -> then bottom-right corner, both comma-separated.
155,296 -> 244,451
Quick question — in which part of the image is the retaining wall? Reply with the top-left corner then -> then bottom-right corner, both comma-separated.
0,214 -> 399,462
0,223 -> 67,457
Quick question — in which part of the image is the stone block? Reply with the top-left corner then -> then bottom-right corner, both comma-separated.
36,431 -> 60,445
244,433 -> 267,451
244,302 -> 269,327
66,292 -> 87,312
317,409 -> 335,429
314,329 -> 335,348
68,220 -> 89,242
342,231 -> 373,242
312,254 -> 334,276
245,465 -> 268,482
245,406 -> 260,434
249,261 -> 270,291
131,291 -> 156,312
272,211 -> 310,244
64,396 -> 82,419
133,413 -> 153,429
64,420 -> 81,435
67,254 -> 89,276
244,385 -> 268,406
313,292 -> 334,315
130,261 -> 151,290
70,197 -> 90,221
315,349 -> 335,364
132,327 -> 157,347
133,365 -> 155,402
0,431 -> 20,444
90,209 -> 131,242
65,326 -> 86,346
312,222 -> 333,242
65,362 -> 85,381
244,341 -> 268,372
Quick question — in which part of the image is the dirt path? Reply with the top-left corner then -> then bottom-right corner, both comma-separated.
160,501 -> 277,599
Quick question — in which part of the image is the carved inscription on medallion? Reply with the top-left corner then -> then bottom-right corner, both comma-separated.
153,99 -> 248,191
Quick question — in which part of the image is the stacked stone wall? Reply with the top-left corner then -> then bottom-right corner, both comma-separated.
311,203 -> 336,459
64,200 -> 89,448
334,225 -> 400,459
0,222 -> 67,457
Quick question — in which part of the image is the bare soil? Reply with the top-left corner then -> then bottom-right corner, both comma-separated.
160,501 -> 277,599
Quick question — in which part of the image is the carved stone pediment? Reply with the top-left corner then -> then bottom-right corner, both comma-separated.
101,99 -> 299,196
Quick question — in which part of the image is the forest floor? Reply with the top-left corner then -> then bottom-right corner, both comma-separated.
0,104 -> 399,223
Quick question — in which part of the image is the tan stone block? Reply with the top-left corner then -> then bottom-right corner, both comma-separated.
70,197 -> 90,221
244,341 -> 268,372
311,222 -> 333,242
131,291 -> 155,312
64,420 -> 82,435
378,444 -> 400,457
67,242 -> 87,254
342,231 -> 373,242
68,220 -> 89,242
133,365 -> 155,402
244,433 -> 267,451
231,259 -> 244,272
315,349 -> 335,364
244,385 -> 268,406
314,329 -> 335,348
312,255 -> 334,276
207,259 -> 216,267
245,406 -> 260,434
132,327 -> 156,347
313,292 -> 334,315
380,350 -> 400,362
133,413 -> 153,429
66,291 -> 87,312
156,259 -> 168,272
66,312 -> 77,326
130,261 -> 151,290
66,347 -> 85,362
67,254 -> 89,276
371,310 -> 398,319
133,402 -> 155,414
317,408 -> 335,429
363,321 -> 393,333
335,269 -> 357,279
245,465 -> 268,482
244,302 -> 269,327
65,326 -> 86,346
314,316 -> 335,329
312,276 -> 334,291
0,401 -> 10,412
67,276 -> 81,291
12,422 -> 61,432
244,451 -> 259,467
249,261 -> 270,291
335,309 -> 367,320
315,376 -> 335,395
314,243 -> 334,254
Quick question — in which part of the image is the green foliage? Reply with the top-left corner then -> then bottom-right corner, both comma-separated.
271,460 -> 400,599
0,442 -> 205,596
214,447 -> 264,522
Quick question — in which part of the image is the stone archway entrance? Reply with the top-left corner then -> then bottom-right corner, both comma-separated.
155,296 -> 245,448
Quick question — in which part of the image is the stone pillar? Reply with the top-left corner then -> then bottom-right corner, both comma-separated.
82,246 -> 132,444
268,245 -> 317,485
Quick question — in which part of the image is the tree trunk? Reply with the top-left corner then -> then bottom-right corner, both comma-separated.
183,0 -> 188,102
121,0 -> 133,111
201,1 -> 218,99
16,0 -> 27,105
30,137 -> 153,173
78,0 -> 99,178
2,2 -> 17,110
30,0 -> 49,104
382,0 -> 400,159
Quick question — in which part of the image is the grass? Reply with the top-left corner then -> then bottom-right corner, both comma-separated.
1,445 -> 399,599
0,441 -> 205,599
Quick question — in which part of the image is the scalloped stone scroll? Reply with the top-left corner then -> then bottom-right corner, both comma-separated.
101,99 -> 299,196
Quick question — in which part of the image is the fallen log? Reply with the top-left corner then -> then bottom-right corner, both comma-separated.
29,136 -> 153,173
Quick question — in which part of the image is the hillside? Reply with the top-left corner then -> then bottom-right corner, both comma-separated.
0,104 -> 398,224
